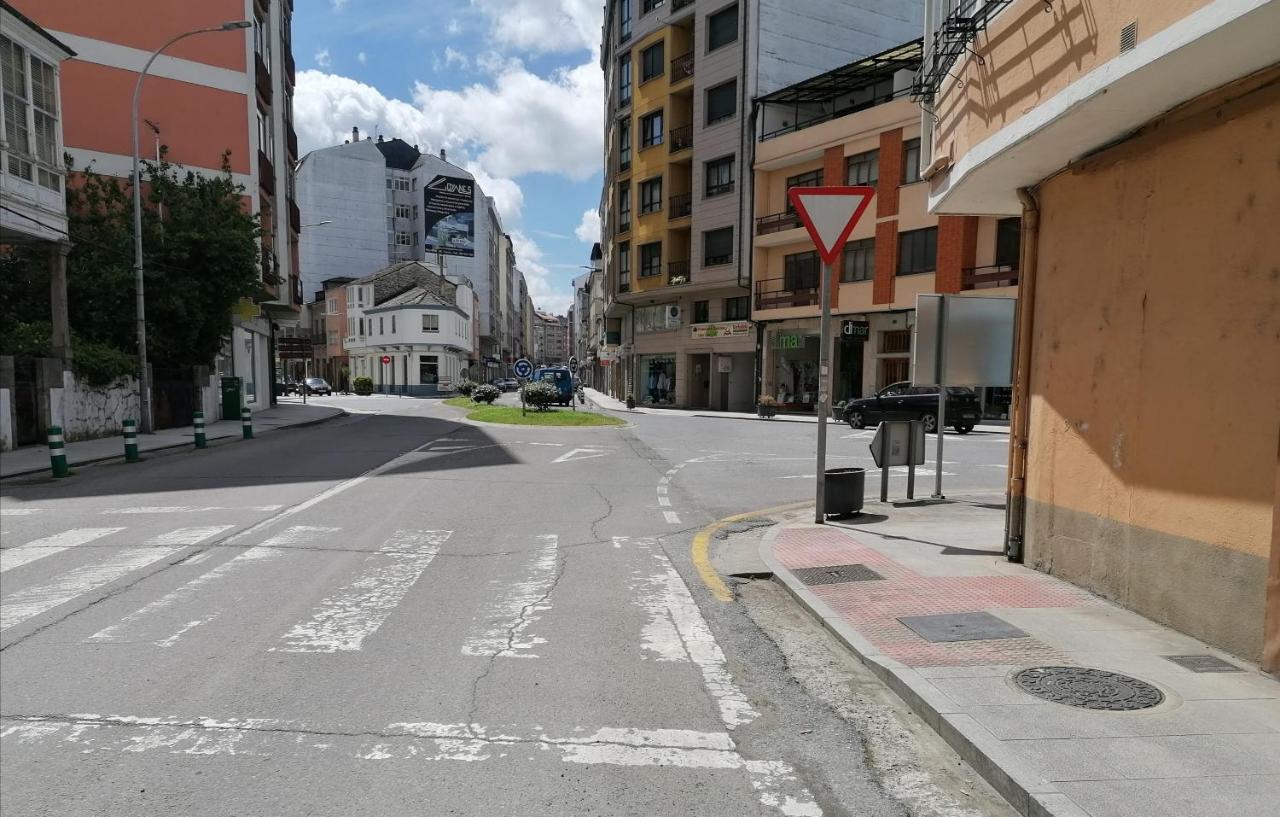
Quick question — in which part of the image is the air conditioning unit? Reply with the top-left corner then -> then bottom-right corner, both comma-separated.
666,305 -> 682,327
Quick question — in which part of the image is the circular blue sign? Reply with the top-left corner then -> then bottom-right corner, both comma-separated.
513,358 -> 533,378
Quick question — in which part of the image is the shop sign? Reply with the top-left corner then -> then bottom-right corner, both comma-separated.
599,346 -> 619,362
841,320 -> 870,340
773,333 -> 807,350
690,321 -> 751,339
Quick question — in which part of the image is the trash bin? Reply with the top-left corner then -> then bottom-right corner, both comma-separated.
824,467 -> 866,517
220,376 -> 242,421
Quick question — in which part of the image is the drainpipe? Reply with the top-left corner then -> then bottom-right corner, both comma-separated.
1005,187 -> 1039,562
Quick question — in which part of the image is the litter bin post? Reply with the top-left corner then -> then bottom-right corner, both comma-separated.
48,426 -> 69,478
241,407 -> 253,440
193,411 -> 207,449
123,419 -> 139,462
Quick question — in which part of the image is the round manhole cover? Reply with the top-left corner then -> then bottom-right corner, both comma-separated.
1013,666 -> 1164,711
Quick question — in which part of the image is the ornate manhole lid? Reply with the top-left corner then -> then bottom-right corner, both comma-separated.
1013,666 -> 1164,711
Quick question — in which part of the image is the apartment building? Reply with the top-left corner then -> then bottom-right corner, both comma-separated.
14,0 -> 302,410
297,134 -> 514,381
532,312 -> 569,366
918,0 -> 1280,670
307,276 -> 353,390
598,0 -> 922,410
751,39 -> 1017,418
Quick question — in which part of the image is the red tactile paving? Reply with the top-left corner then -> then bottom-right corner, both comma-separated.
773,527 -> 1102,667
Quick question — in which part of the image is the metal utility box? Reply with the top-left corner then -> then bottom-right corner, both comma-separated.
220,377 -> 243,420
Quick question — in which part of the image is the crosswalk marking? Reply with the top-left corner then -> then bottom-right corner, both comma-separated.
88,525 -> 337,646
103,506 -> 283,515
1,527 -> 231,632
462,535 -> 558,658
273,530 -> 451,653
0,508 -> 45,517
0,528 -> 125,574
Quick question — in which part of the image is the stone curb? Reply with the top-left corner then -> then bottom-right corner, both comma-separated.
757,522 -> 1088,817
0,409 -> 347,481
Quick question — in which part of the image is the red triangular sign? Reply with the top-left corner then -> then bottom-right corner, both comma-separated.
788,186 -> 876,266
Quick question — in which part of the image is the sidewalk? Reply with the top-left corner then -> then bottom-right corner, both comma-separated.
760,501 -> 1280,817
583,388 -> 1009,432
0,402 -> 344,480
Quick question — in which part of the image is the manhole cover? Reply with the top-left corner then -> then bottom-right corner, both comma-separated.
792,564 -> 883,585
1013,667 -> 1164,711
1162,654 -> 1243,673
898,612 -> 1028,642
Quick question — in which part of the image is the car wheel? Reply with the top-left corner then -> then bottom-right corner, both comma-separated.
921,412 -> 938,433
846,411 -> 865,429
954,424 -> 974,434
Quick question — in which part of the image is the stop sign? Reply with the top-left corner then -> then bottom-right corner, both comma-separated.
380,355 -> 391,365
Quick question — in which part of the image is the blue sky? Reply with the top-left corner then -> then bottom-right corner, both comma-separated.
292,0 -> 604,314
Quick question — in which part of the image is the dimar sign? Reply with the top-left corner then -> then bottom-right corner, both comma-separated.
690,321 -> 751,339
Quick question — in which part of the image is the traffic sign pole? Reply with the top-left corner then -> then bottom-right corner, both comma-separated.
814,260 -> 832,523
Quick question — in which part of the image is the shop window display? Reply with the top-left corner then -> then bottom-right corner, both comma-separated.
771,333 -> 819,410
640,355 -> 676,405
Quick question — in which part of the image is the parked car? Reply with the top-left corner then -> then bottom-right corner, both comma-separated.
302,377 -> 333,396
533,367 -> 574,407
492,378 -> 519,392
842,382 -> 981,433
275,378 -> 300,397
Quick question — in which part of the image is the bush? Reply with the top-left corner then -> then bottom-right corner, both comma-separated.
352,376 -> 374,396
522,380 -> 558,411
456,379 -> 477,397
74,341 -> 136,387
471,383 -> 500,404
757,394 -> 777,407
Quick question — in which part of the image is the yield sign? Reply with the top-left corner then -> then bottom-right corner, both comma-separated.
787,186 -> 876,266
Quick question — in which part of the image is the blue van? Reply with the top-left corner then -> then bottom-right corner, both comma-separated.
533,367 -> 574,407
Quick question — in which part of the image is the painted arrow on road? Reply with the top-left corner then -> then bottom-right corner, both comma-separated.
551,448 -> 609,464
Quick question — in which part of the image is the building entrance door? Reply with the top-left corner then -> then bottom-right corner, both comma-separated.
837,338 -> 864,402
688,353 -> 710,409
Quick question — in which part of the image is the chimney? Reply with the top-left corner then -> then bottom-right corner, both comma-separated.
439,148 -> 446,161
377,134 -> 384,143
352,126 -> 360,143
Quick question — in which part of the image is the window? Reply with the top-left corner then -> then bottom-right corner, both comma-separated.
2,37 -> 32,182
327,298 -> 337,313
703,226 -> 733,266
784,250 -> 820,291
358,318 -> 365,336
639,242 -> 662,277
705,155 -> 734,197
845,149 -> 879,186
693,300 -> 710,324
724,296 -> 749,321
328,330 -> 338,346
396,176 -> 411,191
635,304 -> 676,332
419,355 -> 439,385
413,205 -> 419,219
841,237 -> 875,282
395,204 -> 411,219
379,317 -> 385,335
618,241 -> 631,289
705,79 -> 736,125
897,227 -> 937,275
257,107 -> 273,156
881,330 -> 911,354
391,315 -> 396,334
902,138 -> 921,184
619,0 -> 632,41
784,169 -> 823,211
640,109 -> 663,148
618,118 -> 631,170
640,177 -> 662,214
708,4 -> 739,51
618,54 -> 632,106
396,231 -> 411,246
422,314 -> 439,332
617,180 -> 631,231
995,217 -> 1021,267
641,42 -> 664,82
642,0 -> 665,13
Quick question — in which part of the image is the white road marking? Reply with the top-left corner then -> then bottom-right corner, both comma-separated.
659,477 -> 670,485
658,496 -> 672,507
88,526 -> 336,645
526,442 -> 565,447
551,447 -> 608,464
0,528 -> 125,573
102,506 -> 283,514
0,508 -> 45,517
662,511 -> 681,524
1,527 -> 231,631
273,530 -> 451,653
656,485 -> 668,495
626,538 -> 688,663
461,535 -> 558,658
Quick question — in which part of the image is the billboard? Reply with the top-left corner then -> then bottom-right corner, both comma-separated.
913,294 -> 1016,386
423,174 -> 475,257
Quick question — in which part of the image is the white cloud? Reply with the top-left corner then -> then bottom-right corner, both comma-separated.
357,51 -> 367,64
314,48 -> 331,68
574,209 -> 600,244
470,0 -> 601,55
443,47 -> 469,70
332,0 -> 349,9
447,18 -> 463,36
464,162 -> 524,226
510,230 -> 571,315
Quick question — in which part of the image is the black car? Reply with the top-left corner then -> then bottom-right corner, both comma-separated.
302,377 -> 332,396
842,382 -> 981,433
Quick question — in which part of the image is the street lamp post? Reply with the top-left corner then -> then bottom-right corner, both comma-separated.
132,20 -> 252,433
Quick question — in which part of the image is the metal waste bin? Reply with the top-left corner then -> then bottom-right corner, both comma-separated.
220,376 -> 242,421
823,467 -> 866,517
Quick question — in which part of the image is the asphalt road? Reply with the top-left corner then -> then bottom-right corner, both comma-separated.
0,395 -> 1010,817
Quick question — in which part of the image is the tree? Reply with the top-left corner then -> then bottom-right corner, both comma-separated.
0,151 -> 263,369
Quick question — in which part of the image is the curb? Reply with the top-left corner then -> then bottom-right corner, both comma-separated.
0,409 -> 347,482
757,523 -> 1084,817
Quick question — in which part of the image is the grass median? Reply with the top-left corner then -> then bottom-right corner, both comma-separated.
444,396 -> 623,426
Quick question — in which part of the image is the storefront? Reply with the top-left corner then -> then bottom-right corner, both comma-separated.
638,354 -> 676,406
769,330 -> 820,411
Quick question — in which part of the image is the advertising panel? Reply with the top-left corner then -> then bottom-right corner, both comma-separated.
423,174 -> 475,257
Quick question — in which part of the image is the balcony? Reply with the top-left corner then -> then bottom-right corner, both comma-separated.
669,124 -> 692,154
292,275 -> 303,305
261,247 -> 280,286
618,275 -> 631,294
617,217 -> 631,235
754,276 -> 820,310
668,260 -> 691,286
288,197 -> 301,233
962,263 -> 1019,290
669,192 -> 692,219
287,125 -> 298,160
254,52 -> 272,103
258,150 -> 276,195
284,48 -> 295,87
673,0 -> 695,12
755,210 -> 802,235
671,52 -> 694,84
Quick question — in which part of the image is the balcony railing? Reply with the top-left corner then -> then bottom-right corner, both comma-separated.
754,277 -> 820,310
254,52 -> 272,103
668,260 -> 691,286
962,263 -> 1019,290
669,192 -> 692,219
755,210 -> 802,235
673,0 -> 695,11
618,275 -> 631,294
669,124 -> 692,153
671,52 -> 694,83
258,150 -> 276,195
617,217 -> 631,234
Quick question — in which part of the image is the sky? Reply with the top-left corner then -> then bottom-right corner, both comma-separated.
292,0 -> 605,315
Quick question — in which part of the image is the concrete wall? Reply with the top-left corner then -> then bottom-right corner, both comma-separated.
52,371 -> 141,443
1023,76 -> 1280,663
297,141 -> 389,296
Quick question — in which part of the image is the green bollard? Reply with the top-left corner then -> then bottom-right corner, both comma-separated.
48,426 -> 69,478
123,419 -> 140,462
193,411 -> 207,449
241,407 -> 253,439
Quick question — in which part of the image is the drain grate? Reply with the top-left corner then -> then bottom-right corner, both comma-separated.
1162,654 -> 1243,673
898,611 -> 1028,642
1013,666 -> 1164,711
792,563 -> 883,586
